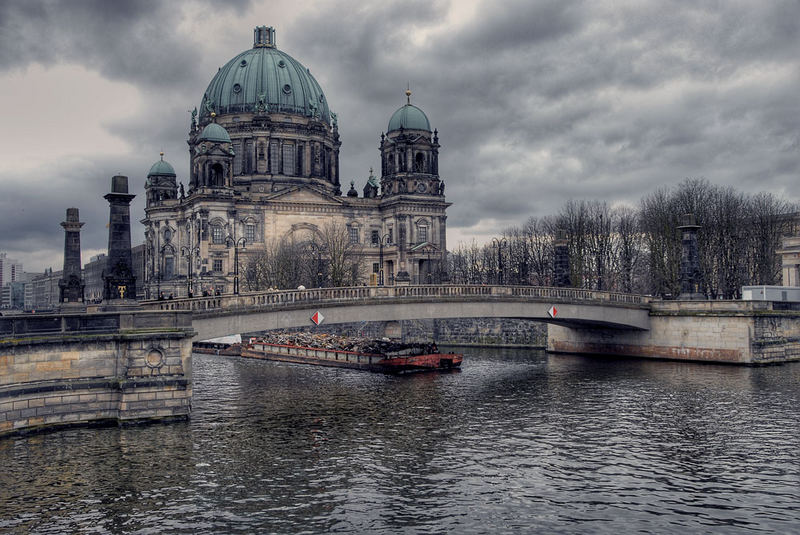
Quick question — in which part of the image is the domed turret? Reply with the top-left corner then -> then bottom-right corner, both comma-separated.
199,26 -> 330,123
379,90 -> 442,198
388,90 -> 431,132
148,159 -> 176,178
199,122 -> 232,143
145,152 -> 178,207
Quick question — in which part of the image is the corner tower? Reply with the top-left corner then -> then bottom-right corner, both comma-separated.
380,89 -> 443,198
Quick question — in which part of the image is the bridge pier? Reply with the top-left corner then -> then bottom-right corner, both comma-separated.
548,300 -> 800,364
1,311 -> 194,436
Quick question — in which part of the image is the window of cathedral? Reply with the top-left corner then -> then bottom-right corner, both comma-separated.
164,229 -> 172,242
245,224 -> 256,243
211,163 -> 225,186
213,259 -> 223,273
282,143 -> 295,176
270,140 -> 280,174
233,141 -> 243,175
212,225 -> 224,244
371,230 -> 379,246
163,256 -> 174,279
418,225 -> 428,244
349,226 -> 359,244
245,140 -> 254,174
387,227 -> 393,244
414,152 -> 425,173
373,263 -> 379,273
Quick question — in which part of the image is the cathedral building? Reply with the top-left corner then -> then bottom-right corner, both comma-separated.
142,26 -> 450,297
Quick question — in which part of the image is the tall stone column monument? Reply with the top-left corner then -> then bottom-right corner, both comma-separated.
58,207 -> 85,310
102,175 -> 137,306
677,213 -> 704,300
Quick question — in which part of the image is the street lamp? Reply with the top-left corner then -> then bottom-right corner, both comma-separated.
181,245 -> 200,297
226,236 -> 247,294
378,233 -> 391,286
308,242 -> 326,288
491,237 -> 507,285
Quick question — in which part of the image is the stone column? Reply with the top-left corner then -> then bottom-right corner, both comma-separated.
678,213 -> 704,300
395,215 -> 410,284
553,229 -> 571,287
58,208 -> 85,309
102,175 -> 137,305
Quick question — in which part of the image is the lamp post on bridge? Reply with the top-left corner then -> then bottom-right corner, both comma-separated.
180,245 -> 200,297
308,241 -> 326,288
492,237 -> 507,285
226,236 -> 246,295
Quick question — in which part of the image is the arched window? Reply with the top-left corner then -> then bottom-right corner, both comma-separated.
162,244 -> 175,279
388,154 -> 394,174
211,163 -> 224,186
414,152 -> 425,173
211,224 -> 225,244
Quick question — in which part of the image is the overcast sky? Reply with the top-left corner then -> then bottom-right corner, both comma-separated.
1,0 -> 798,271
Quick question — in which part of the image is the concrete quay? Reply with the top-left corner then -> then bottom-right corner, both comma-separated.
548,300 -> 800,364
0,310 -> 194,437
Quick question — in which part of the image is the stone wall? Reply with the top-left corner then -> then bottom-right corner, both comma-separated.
253,317 -> 547,348
548,300 -> 800,364
0,311 -> 194,436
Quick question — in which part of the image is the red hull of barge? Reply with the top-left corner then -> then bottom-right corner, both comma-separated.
378,353 -> 463,372
239,342 -> 462,374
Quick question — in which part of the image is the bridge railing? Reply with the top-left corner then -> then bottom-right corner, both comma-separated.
140,284 -> 650,313
0,310 -> 192,339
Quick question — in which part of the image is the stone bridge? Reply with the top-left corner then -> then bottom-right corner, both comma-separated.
139,285 -> 653,340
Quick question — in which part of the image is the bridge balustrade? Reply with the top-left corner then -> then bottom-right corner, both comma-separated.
140,284 -> 650,314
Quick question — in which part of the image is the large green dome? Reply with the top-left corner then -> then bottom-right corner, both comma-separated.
388,103 -> 430,132
200,26 -> 330,123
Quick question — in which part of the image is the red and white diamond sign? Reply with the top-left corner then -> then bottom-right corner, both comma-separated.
311,311 -> 325,325
548,305 -> 558,318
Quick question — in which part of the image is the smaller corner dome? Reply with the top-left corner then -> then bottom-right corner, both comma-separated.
388,104 -> 431,132
148,158 -> 176,177
199,122 -> 232,143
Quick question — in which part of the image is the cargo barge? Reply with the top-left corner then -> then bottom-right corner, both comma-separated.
240,339 -> 462,374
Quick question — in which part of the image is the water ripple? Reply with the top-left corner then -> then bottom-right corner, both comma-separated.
2,349 -> 800,533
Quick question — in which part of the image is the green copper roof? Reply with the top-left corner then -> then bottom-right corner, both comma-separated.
199,122 -> 232,143
200,27 -> 330,123
148,158 -> 176,177
388,103 -> 430,132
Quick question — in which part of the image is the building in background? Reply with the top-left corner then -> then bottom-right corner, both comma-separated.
141,26 -> 450,297
0,252 -> 23,289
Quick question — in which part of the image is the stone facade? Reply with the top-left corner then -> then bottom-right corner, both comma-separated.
0,311 -> 194,436
255,318 -> 547,348
141,27 -> 450,298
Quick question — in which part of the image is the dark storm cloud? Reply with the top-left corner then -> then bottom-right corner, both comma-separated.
0,0 -> 252,89
1,0 -> 799,270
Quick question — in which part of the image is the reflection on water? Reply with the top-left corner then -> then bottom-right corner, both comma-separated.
2,349 -> 800,534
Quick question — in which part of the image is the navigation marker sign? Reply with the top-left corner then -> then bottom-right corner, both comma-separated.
548,305 -> 558,318
311,311 -> 325,326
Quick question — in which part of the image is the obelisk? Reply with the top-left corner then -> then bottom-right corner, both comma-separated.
102,175 -> 137,307
58,207 -> 85,310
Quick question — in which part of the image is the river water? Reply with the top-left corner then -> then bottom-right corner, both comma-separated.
1,349 -> 799,534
